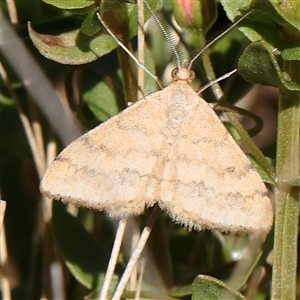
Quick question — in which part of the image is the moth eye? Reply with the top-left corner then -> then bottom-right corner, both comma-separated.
189,70 -> 195,80
171,68 -> 179,78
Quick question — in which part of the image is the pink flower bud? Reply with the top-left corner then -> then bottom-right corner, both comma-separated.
172,0 -> 217,34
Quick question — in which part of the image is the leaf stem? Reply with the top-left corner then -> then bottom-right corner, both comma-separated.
272,61 -> 300,299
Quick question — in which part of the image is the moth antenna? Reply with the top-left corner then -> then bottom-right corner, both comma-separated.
188,10 -> 253,69
96,13 -> 164,90
197,69 -> 237,94
144,0 -> 182,69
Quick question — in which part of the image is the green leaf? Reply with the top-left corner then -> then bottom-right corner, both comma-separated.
28,24 -> 119,65
281,41 -> 300,60
81,8 -> 101,36
52,201 -> 110,289
223,122 -> 244,145
82,73 -> 123,122
238,40 -> 300,91
100,0 -> 137,14
43,0 -> 95,9
192,275 -> 246,300
0,83 -> 14,108
80,43 -> 157,123
85,276 -> 120,300
220,0 -> 300,48
169,284 -> 192,298
29,0 -> 161,65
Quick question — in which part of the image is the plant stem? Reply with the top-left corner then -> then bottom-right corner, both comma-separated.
272,61 -> 300,299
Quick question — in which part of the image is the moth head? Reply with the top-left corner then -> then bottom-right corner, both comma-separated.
171,67 -> 195,84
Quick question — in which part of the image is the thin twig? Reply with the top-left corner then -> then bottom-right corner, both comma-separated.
0,63 -> 44,179
96,13 -> 164,90
99,219 -> 127,300
30,98 -> 46,173
137,0 -> 145,100
1,15 -> 82,145
0,200 -> 11,300
112,206 -> 160,300
43,138 -> 58,222
129,218 -> 140,292
134,258 -> 145,300
5,0 -> 18,24
0,200 -> 6,232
